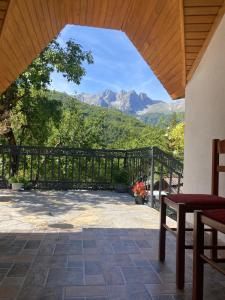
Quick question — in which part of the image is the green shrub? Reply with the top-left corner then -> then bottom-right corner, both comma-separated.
112,168 -> 129,185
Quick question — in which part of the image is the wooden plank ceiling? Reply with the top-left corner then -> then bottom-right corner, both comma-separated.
0,1 -> 9,33
0,0 -> 224,99
184,0 -> 225,78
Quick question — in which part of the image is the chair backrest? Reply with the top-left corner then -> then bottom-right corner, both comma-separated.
212,139 -> 225,195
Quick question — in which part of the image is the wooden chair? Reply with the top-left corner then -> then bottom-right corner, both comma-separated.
193,209 -> 225,300
159,139 -> 225,289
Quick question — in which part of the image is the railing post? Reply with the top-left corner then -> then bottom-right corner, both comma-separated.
124,151 -> 128,169
150,147 -> 155,208
159,164 -> 163,209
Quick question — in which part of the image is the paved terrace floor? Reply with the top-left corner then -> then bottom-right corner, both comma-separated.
0,190 -> 224,300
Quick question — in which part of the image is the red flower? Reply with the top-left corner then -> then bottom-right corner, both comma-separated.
132,181 -> 147,197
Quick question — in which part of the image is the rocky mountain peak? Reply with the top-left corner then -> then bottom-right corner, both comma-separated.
76,89 -> 184,115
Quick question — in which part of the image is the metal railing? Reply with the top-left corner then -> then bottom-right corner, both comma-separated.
0,145 -> 183,204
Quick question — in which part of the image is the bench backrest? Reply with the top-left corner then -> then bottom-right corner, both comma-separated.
212,139 -> 225,195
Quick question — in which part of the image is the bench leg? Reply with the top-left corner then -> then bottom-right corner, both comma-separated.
211,229 -> 218,260
159,197 -> 166,262
176,203 -> 186,289
192,211 -> 204,300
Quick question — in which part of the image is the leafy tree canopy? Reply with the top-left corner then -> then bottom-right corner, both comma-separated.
0,38 -> 93,146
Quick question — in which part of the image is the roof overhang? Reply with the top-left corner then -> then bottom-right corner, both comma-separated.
0,0 -> 224,99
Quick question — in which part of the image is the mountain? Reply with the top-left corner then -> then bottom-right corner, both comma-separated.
76,89 -> 184,121
77,89 -> 164,114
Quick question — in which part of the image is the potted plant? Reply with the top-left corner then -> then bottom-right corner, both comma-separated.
132,178 -> 148,204
8,171 -> 27,191
112,168 -> 129,193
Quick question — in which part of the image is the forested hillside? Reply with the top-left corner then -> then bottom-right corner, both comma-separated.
0,90 -> 184,159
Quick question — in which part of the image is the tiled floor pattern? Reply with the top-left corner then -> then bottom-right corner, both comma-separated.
0,191 -> 224,299
0,229 -> 224,299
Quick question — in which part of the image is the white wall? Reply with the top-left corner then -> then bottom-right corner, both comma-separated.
184,14 -> 225,196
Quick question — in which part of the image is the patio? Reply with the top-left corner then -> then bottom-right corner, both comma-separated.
0,190 -> 223,299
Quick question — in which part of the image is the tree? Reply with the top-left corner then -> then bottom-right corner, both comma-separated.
11,91 -> 62,146
0,38 -> 93,147
167,122 -> 184,159
48,99 -> 106,149
0,38 -> 93,174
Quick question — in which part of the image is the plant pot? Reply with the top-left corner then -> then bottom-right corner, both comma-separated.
135,196 -> 144,205
11,183 -> 24,191
114,183 -> 128,193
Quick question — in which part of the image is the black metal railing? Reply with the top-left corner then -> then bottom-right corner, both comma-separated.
0,145 -> 183,205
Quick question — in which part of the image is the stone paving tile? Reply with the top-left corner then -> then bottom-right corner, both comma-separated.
12,239 -> 27,248
24,240 -> 41,249
135,240 -> 152,249
133,259 -> 152,267
1,276 -> 24,287
86,298 -> 108,300
121,267 -> 161,284
23,266 -> 48,287
68,260 -> 84,268
46,267 -> 84,287
54,243 -> 82,255
101,254 -> 134,267
20,247 -> 40,256
145,283 -> 187,297
85,261 -> 102,276
102,266 -> 125,285
95,241 -> 114,255
152,296 -> 174,300
0,277 -> 24,299
38,243 -> 56,255
33,255 -> 67,267
17,286 -> 63,300
85,274 -> 105,285
83,240 -> 97,248
7,262 -> 30,277
0,284 -> 20,299
107,284 -> 152,300
64,298 -> 85,300
64,298 -> 108,300
64,285 -> 108,298
111,240 -> 140,254
0,262 -> 12,269
0,269 -> 8,282
149,261 -> 173,275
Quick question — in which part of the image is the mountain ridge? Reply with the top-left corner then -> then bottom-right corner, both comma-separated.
76,89 -> 185,116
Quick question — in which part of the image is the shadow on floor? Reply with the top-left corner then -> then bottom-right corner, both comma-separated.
0,190 -> 135,216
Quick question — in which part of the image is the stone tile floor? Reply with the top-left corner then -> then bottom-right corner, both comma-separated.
0,190 -> 224,299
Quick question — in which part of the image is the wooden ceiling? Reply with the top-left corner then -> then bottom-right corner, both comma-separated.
0,0 -> 224,99
0,1 -> 9,33
184,0 -> 225,80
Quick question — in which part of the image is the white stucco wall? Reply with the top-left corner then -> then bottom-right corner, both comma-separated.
184,14 -> 225,196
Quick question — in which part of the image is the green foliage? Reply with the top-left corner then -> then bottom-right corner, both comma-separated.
139,112 -> 184,127
1,86 -> 184,160
166,122 -> 185,159
8,170 -> 28,184
0,38 -> 93,146
112,167 -> 129,185
11,91 -> 62,146
9,89 -> 184,156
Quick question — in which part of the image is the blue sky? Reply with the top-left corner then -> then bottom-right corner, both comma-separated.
50,25 -> 172,102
